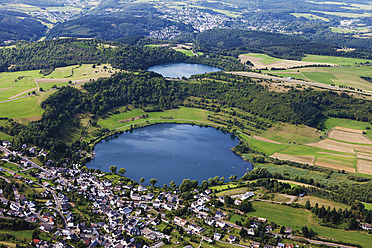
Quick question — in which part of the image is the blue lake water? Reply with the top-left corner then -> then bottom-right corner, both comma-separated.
148,63 -> 223,78
86,124 -> 252,186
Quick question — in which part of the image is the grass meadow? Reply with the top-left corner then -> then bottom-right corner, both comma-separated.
230,201 -> 372,246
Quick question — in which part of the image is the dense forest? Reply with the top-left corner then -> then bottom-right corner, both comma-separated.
0,39 -> 187,72
176,29 -> 372,60
0,10 -> 47,43
187,72 -> 372,127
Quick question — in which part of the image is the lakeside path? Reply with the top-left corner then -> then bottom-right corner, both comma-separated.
227,71 -> 372,96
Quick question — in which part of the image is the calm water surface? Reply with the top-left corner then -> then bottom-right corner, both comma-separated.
87,124 -> 252,186
148,63 -> 223,78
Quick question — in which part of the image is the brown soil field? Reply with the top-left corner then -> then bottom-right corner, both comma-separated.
315,161 -> 355,173
357,159 -> 372,175
356,154 -> 372,161
271,153 -> 314,165
317,151 -> 355,158
307,138 -> 372,154
253,136 -> 282,144
328,129 -> 372,144
333,126 -> 365,134
307,139 -> 354,153
239,55 -> 334,69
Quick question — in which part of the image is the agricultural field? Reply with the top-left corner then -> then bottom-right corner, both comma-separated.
312,10 -> 372,18
300,55 -> 370,66
248,118 -> 372,175
259,122 -> 321,144
330,27 -> 354,34
239,53 -> 328,70
97,107 -> 213,130
269,66 -> 372,92
0,91 -> 54,121
0,64 -> 117,122
230,201 -> 371,247
0,64 -> 116,102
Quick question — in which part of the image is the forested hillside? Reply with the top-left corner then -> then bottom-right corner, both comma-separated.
176,29 -> 372,60
0,10 -> 47,43
0,39 -> 187,72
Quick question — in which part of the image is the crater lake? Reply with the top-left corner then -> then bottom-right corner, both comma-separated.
86,124 -> 252,186
148,63 -> 223,78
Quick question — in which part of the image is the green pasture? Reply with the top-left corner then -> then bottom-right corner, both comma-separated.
320,117 -> 372,131
302,71 -> 340,85
0,64 -> 115,101
209,183 -> 239,191
268,65 -> 372,91
242,53 -> 283,64
230,201 -> 372,246
260,123 -> 320,144
0,70 -> 40,101
330,27 -> 354,34
174,48 -> 195,57
301,55 -> 370,65
312,10 -> 372,18
98,107 -> 212,130
269,72 -> 307,80
0,91 -> 54,120
363,202 -> 372,210
315,152 -> 356,169
0,131 -> 13,141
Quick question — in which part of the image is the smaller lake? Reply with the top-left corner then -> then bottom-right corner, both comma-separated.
148,63 -> 223,78
87,124 -> 252,186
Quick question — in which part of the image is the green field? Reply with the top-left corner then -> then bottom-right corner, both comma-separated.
174,48 -> 195,57
330,27 -> 354,34
260,123 -> 320,144
269,72 -> 308,80
315,152 -> 356,169
242,53 -> 283,64
268,65 -> 372,91
363,202 -> 372,210
291,13 -> 329,22
209,183 -> 239,191
230,201 -> 372,246
301,55 -> 370,66
312,10 -> 372,18
0,91 -> 54,121
0,70 -> 40,101
320,117 -> 372,131
0,64 -> 115,101
98,107 -> 212,130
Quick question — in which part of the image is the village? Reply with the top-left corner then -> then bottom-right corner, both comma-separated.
0,140 -> 370,248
